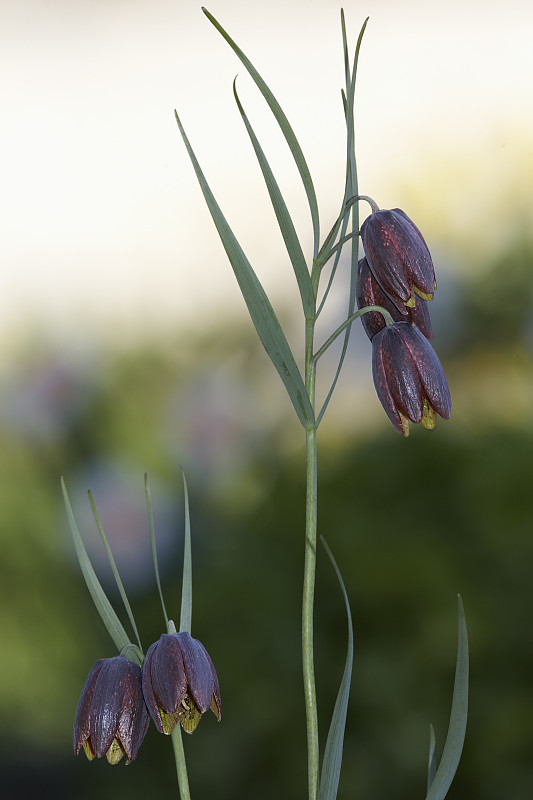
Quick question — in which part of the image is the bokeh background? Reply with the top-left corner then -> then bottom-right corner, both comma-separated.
1,0 -> 532,798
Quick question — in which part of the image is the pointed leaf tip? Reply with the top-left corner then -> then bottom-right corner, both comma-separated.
62,478 -> 131,653
424,595 -> 469,800
318,538 -> 354,800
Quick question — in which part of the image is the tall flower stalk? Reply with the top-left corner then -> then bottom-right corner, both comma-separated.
173,9 -> 467,800
66,8 -> 468,800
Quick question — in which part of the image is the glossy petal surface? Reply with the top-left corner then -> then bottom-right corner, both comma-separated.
357,257 -> 433,340
361,208 -> 436,311
142,632 -> 221,735
73,656 -> 149,764
372,321 -> 451,435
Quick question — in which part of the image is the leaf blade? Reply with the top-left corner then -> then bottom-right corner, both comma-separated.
427,723 -> 437,793
425,595 -> 469,800
318,537 -> 354,800
88,490 -> 143,652
179,468 -> 193,634
62,477 -> 131,654
233,79 -> 315,318
174,109 -> 314,427
202,6 -> 320,257
145,473 -> 169,631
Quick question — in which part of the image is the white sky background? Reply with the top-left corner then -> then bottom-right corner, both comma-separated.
1,0 -> 532,354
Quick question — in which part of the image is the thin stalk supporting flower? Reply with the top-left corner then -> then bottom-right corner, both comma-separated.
65,7 -> 468,800
66,469 -> 221,799
171,8 -> 467,800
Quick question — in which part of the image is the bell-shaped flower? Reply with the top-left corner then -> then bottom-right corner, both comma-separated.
360,208 -> 436,312
372,321 -> 451,435
73,656 -> 150,765
356,256 -> 433,340
142,631 -> 221,735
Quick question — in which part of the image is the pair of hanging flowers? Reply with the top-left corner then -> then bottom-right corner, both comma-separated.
356,202 -> 451,436
73,629 -> 221,765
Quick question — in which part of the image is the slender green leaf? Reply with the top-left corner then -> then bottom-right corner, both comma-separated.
202,6 -> 320,257
179,468 -> 193,634
233,79 -> 315,318
145,473 -> 169,630
61,477 -> 131,653
318,537 -> 354,800
425,595 -> 469,800
88,490 -> 143,652
314,16 -> 368,275
174,109 -> 314,427
427,724 -> 437,793
316,15 -> 368,426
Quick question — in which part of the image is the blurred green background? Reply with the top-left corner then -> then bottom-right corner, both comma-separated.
1,1 -> 533,798
1,225 -> 532,799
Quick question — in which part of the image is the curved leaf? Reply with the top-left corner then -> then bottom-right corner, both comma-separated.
425,595 -> 469,800
233,79 -> 315,319
88,490 -> 143,652
145,472 -> 169,630
202,6 -> 320,257
427,724 -> 437,792
174,110 -> 314,427
318,537 -> 354,800
179,468 -> 193,634
61,477 -> 131,654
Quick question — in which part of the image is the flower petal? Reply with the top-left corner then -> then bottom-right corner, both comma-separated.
371,327 -> 408,434
392,208 -> 436,297
178,632 -> 216,714
73,659 -> 105,755
397,323 -> 451,420
116,661 -> 149,763
89,658 -> 129,759
142,634 -> 187,732
361,211 -> 413,305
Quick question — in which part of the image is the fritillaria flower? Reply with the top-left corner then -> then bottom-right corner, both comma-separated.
73,656 -> 150,765
372,321 -> 451,436
142,631 -> 221,734
356,256 -> 433,340
360,208 -> 436,312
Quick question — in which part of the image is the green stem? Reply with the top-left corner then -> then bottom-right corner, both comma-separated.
314,305 -> 395,364
303,316 -> 319,800
171,726 -> 192,800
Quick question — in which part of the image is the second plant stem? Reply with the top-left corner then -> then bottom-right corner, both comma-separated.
303,315 -> 319,800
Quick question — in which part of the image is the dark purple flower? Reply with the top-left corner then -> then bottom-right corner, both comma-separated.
356,256 -> 433,340
360,208 -> 436,312
372,321 -> 451,436
142,631 -> 221,735
73,656 -> 149,765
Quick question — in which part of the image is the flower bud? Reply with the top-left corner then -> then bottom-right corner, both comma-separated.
73,656 -> 150,765
356,256 -> 433,340
142,631 -> 221,735
360,208 -> 436,312
372,321 -> 451,435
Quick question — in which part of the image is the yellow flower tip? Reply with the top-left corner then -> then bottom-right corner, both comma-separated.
106,737 -> 126,765
414,286 -> 434,302
421,399 -> 437,430
179,694 -> 202,734
210,695 -> 222,721
160,707 -> 180,735
399,412 -> 410,436
405,292 -> 416,308
82,740 -> 96,761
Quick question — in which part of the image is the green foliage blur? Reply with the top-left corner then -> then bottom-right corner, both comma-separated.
1,230 -> 532,800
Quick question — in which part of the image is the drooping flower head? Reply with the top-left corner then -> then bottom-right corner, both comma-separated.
356,256 -> 433,340
372,321 -> 451,435
74,656 -> 150,765
360,208 -> 436,313
142,631 -> 221,735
